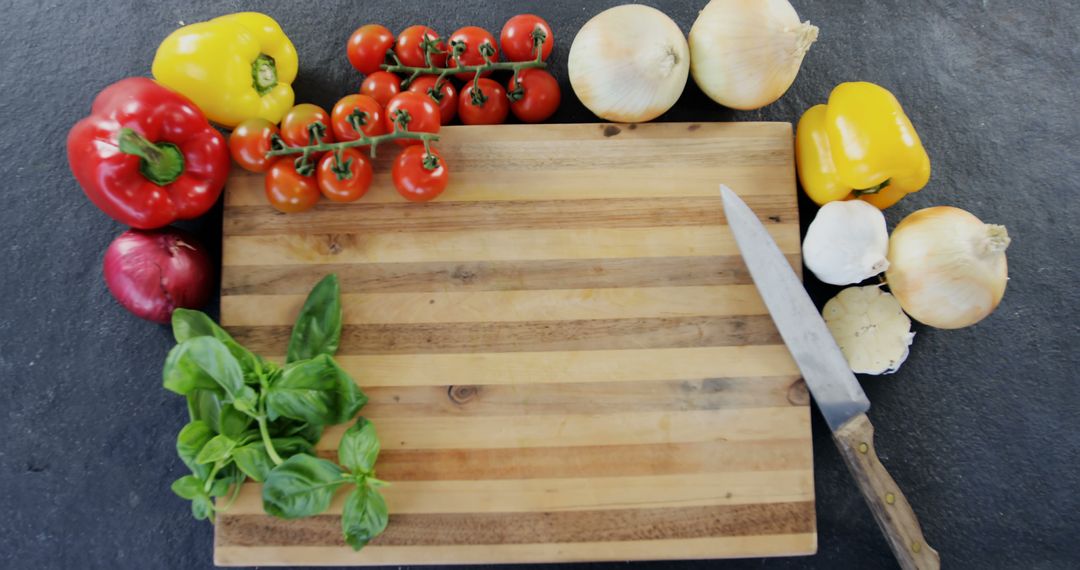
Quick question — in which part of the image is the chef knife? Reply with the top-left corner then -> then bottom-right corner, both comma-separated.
720,185 -> 939,570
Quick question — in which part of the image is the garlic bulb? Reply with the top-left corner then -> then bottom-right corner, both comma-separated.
689,0 -> 818,110
886,206 -> 1010,329
802,200 -> 890,285
568,4 -> 689,122
823,286 -> 914,375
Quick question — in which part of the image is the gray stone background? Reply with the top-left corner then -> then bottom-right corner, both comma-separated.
0,0 -> 1077,568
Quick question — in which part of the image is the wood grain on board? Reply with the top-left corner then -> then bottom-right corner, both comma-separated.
215,122 -> 813,566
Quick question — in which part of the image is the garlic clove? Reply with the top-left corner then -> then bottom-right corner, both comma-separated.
802,200 -> 890,285
823,286 -> 914,375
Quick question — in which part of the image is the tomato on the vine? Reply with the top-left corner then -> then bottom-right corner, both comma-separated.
395,25 -> 447,67
347,24 -> 395,75
317,148 -> 373,203
265,158 -> 320,213
407,76 -> 458,125
280,103 -> 333,148
508,69 -> 561,123
331,94 -> 387,142
501,14 -> 554,62
229,118 -> 279,173
458,78 -> 509,125
447,26 -> 499,80
384,92 -> 441,146
392,146 -> 449,202
360,71 -> 402,107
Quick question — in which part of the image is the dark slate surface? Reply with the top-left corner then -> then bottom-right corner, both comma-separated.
1,1 -> 1077,568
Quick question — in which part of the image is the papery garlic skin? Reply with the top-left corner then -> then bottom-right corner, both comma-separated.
823,286 -> 914,375
802,200 -> 890,285
886,206 -> 1010,329
689,0 -> 818,110
568,4 -> 689,123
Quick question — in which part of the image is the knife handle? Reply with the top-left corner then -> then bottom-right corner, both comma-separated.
833,412 -> 940,570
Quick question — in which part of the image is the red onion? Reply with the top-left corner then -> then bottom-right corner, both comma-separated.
103,228 -> 213,323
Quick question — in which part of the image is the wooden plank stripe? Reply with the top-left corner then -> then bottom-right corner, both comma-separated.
220,254 -> 802,296
301,346 -> 799,387
225,470 -> 813,515
229,315 -> 783,355
220,285 -> 768,326
331,439 -> 813,481
357,376 -> 806,418
215,534 -> 817,566
216,501 -> 814,547
316,407 -> 810,451
222,196 -> 797,236
221,225 -> 801,266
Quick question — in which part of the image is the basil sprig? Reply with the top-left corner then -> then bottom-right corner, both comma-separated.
162,275 -> 388,549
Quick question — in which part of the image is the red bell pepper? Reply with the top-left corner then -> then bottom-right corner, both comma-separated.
67,77 -> 230,229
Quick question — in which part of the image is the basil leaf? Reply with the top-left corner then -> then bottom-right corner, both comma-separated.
177,421 -> 214,478
187,390 -> 252,437
342,484 -> 389,550
266,355 -> 366,426
233,437 -> 314,483
286,274 -> 342,363
171,475 -> 204,500
172,308 -> 265,382
164,338 -> 257,414
339,418 -> 380,475
195,434 -> 238,465
262,454 -> 347,519
191,494 -> 214,521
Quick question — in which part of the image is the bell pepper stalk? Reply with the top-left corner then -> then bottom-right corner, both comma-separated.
152,12 -> 298,128
795,82 -> 931,209
67,77 -> 230,229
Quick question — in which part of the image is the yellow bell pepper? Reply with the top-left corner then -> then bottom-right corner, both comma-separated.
795,82 -> 930,209
152,12 -> 298,128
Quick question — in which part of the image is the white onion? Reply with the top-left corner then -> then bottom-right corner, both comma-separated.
886,207 -> 1011,329
568,4 -> 689,123
689,0 -> 818,110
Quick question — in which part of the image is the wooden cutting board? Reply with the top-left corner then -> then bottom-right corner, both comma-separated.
214,122 -> 814,566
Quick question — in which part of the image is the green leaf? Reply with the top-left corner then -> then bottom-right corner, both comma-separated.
339,418 -> 380,475
266,355 -> 366,426
164,338 -> 257,414
171,475 -> 204,500
172,308 -> 265,382
262,454 -> 347,519
342,484 -> 389,550
187,390 -> 253,437
286,274 -> 342,363
177,420 -> 214,478
195,434 -> 238,465
233,437 -> 314,483
191,494 -> 214,521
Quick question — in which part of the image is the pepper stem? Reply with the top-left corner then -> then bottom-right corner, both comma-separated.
852,178 -> 891,196
117,128 -> 184,186
251,54 -> 278,96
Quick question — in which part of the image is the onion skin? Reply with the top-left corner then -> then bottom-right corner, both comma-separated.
886,207 -> 1010,329
103,228 -> 213,323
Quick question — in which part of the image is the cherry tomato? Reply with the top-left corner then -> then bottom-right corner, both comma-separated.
280,103 -> 333,148
508,69 -> 561,123
395,25 -> 447,68
447,26 -> 499,80
347,24 -> 395,75
406,76 -> 458,125
265,159 -> 320,213
317,148 -> 373,203
458,78 -> 509,125
331,94 -> 387,143
501,14 -> 554,62
392,146 -> 449,202
229,118 -> 279,173
360,71 -> 402,107
384,92 -> 441,146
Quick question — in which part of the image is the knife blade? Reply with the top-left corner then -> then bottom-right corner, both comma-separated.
720,185 -> 940,570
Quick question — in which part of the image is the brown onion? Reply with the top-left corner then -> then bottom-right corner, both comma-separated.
103,228 -> 213,323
